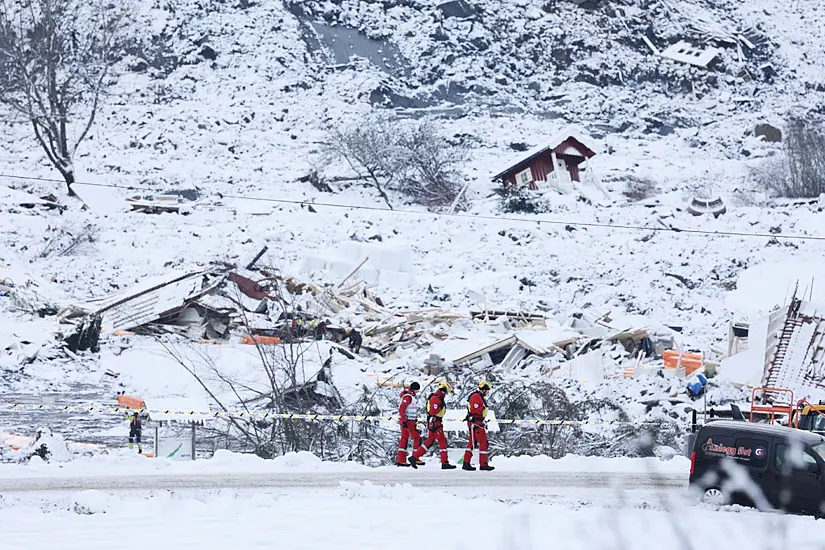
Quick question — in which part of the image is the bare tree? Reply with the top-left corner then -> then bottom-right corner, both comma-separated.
320,114 -> 469,210
396,121 -> 469,209
321,114 -> 402,209
0,0 -> 127,196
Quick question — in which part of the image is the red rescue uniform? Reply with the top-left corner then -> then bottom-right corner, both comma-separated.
411,389 -> 450,464
396,388 -> 421,464
463,390 -> 489,467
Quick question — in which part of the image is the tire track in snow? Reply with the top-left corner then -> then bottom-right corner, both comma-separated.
0,471 -> 687,492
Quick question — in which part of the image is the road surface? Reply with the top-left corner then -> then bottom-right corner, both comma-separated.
0,470 -> 687,492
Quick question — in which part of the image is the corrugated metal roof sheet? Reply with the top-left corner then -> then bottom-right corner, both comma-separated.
85,269 -> 223,332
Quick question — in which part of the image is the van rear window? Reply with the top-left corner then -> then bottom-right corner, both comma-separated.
697,433 -> 768,467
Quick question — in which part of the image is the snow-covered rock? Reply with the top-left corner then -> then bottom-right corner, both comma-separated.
21,428 -> 73,464
72,490 -> 110,515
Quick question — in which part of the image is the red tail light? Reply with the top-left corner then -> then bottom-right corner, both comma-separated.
690,451 -> 696,476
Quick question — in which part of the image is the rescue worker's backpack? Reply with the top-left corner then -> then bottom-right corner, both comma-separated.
426,391 -> 444,424
465,390 -> 485,423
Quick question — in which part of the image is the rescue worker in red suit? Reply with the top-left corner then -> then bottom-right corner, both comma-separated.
463,380 -> 495,471
408,382 -> 457,469
396,381 -> 424,467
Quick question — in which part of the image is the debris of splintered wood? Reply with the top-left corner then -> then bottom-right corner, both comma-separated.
470,309 -> 547,326
660,40 -> 720,68
18,194 -> 66,212
126,194 -> 187,214
245,246 -> 268,270
62,315 -> 102,353
664,272 -> 697,290
338,257 -> 370,288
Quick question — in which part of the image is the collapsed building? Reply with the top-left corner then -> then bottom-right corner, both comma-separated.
2,241 -> 698,410
722,285 -> 825,407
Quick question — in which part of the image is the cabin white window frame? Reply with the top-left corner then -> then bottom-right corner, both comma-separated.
515,167 -> 533,186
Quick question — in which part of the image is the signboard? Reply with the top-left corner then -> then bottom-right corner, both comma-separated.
158,438 -> 192,460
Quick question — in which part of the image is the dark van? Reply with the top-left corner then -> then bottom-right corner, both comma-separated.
689,420 -> 825,515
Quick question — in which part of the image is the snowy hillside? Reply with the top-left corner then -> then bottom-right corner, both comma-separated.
1,0 -> 825,461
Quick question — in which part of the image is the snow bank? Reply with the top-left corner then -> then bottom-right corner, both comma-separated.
19,428 -> 73,463
0,448 -> 690,478
298,242 -> 416,288
339,480 -> 421,500
72,490 -> 110,515
727,260 -> 825,318
491,454 -> 690,474
0,450 -> 370,478
6,473 -> 825,550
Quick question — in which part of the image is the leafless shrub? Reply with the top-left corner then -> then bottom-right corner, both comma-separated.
320,114 -> 468,210
320,114 -> 401,209
396,121 -> 469,209
751,155 -> 791,197
753,119 -> 825,198
0,0 -> 130,196
38,222 -> 98,258
622,175 -> 659,201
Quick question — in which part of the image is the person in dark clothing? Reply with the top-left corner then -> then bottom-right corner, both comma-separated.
129,412 -> 143,453
315,320 -> 327,340
347,328 -> 362,353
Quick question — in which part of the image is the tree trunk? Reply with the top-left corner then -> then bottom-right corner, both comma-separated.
63,170 -> 76,197
368,173 -> 393,210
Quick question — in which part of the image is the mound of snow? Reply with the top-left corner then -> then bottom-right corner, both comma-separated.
72,490 -> 110,515
727,260 -> 825,318
490,454 -> 690,474
338,480 -> 420,500
270,451 -> 325,470
0,449 -> 371,478
298,241 -> 416,288
21,428 -> 73,463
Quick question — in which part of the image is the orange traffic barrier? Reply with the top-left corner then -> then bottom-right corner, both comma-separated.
240,335 -> 281,345
117,394 -> 145,410
663,350 -> 703,376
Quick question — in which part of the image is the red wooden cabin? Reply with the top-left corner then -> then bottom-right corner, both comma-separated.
493,132 -> 597,191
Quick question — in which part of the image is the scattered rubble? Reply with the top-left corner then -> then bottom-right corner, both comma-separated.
660,40 -> 720,68
3,243 -> 712,394
0,186 -> 65,213
126,193 -> 190,214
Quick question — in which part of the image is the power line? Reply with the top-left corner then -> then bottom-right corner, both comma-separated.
2,172 -> 824,242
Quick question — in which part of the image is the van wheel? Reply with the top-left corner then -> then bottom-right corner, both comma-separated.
702,487 -> 726,506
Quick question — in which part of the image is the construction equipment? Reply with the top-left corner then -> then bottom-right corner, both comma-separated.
749,387 -> 794,424
793,400 -> 825,434
744,387 -> 825,435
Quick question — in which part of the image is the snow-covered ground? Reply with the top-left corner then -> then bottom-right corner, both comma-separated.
0,479 -> 821,550
0,449 -> 690,479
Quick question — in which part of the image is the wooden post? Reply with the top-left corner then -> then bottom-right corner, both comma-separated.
154,425 -> 159,458
191,423 -> 196,461
338,257 -> 370,288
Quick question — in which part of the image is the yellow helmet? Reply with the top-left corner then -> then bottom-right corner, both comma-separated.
479,380 -> 492,391
438,382 -> 453,393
